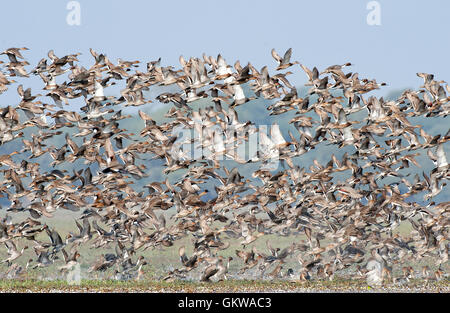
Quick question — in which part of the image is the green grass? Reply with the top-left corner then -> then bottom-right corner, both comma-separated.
0,278 -> 448,293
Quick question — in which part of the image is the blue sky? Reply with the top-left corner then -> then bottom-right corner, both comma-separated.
1,0 -> 449,94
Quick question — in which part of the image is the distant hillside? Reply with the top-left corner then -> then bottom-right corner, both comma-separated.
1,85 -> 448,208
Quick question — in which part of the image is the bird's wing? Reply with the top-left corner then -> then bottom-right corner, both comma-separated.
270,124 -> 287,146
436,144 -> 448,168
282,48 -> 292,64
271,49 -> 282,63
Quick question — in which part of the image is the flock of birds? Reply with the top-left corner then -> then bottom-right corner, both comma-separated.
0,46 -> 449,286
